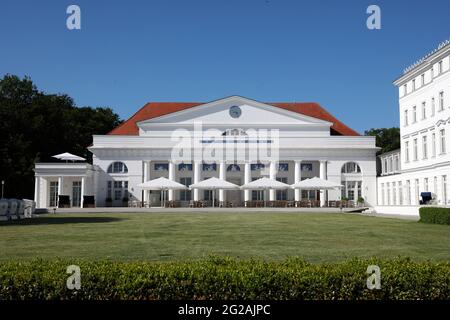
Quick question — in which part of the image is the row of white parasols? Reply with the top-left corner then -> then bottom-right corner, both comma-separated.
137,176 -> 342,207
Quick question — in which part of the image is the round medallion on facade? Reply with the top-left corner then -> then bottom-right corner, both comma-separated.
229,105 -> 242,118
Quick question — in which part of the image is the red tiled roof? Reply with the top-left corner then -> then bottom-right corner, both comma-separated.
108,101 -> 359,136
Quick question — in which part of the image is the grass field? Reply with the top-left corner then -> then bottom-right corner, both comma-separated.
0,212 -> 449,263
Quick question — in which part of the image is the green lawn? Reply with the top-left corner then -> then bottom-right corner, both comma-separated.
0,212 -> 449,263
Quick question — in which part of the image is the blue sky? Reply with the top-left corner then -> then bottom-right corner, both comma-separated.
1,0 -> 449,133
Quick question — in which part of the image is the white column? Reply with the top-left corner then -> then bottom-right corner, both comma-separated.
80,176 -> 85,208
34,176 -> 41,208
58,177 -> 63,195
269,161 -> 277,201
93,167 -> 98,207
219,161 -> 226,202
319,161 -> 327,207
193,161 -> 201,201
294,160 -> 302,201
57,176 -> 63,207
143,161 -> 149,204
168,161 -> 175,201
244,162 -> 251,204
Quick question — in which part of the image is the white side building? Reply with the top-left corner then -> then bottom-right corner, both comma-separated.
376,39 -> 450,215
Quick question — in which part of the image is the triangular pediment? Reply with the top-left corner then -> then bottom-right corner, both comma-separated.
137,96 -> 332,127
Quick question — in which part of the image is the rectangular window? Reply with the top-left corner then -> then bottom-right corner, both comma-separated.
439,91 -> 444,111
421,101 -> 426,119
381,183 -> 385,205
252,177 -> 265,200
413,138 -> 418,160
107,181 -> 112,198
405,141 -> 410,162
202,163 -> 217,172
432,133 -> 436,157
442,175 -> 447,204
434,177 -> 438,199
412,106 -> 417,123
251,163 -> 265,171
440,129 -> 446,154
404,109 -> 408,126
278,163 -> 289,172
276,177 -> 288,200
406,180 -> 411,205
398,181 -> 403,205
424,178 -> 429,192
49,181 -> 59,207
154,163 -> 169,171
415,179 -> 420,204
178,163 -> 193,171
111,181 -> 128,201
386,183 -> 391,205
388,157 -> 393,172
72,181 -> 81,207
392,182 -> 397,205
395,155 -> 399,171
438,60 -> 443,74
403,84 -> 407,96
421,73 -> 425,86
124,181 -> 129,198
179,177 -> 192,201
422,135 -> 428,159
431,97 -> 435,116
412,79 -> 416,90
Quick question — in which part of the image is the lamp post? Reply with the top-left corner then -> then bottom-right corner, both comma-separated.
1,180 -> 4,198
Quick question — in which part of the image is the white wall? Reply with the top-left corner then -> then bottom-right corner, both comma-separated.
374,205 -> 420,216
399,53 -> 450,172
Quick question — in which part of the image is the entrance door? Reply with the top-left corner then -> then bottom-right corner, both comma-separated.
227,178 -> 241,205
72,181 -> 81,207
149,190 -> 168,207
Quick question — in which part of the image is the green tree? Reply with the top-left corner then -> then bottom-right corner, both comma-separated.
364,127 -> 400,154
0,74 -> 122,199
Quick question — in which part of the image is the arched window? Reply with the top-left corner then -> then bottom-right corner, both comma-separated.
107,161 -> 128,174
341,162 -> 362,202
227,164 -> 241,172
341,162 -> 361,174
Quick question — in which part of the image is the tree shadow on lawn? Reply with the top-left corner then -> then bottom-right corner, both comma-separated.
0,216 -> 124,226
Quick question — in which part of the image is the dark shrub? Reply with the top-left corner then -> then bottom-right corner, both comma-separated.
419,207 -> 450,225
0,257 -> 448,300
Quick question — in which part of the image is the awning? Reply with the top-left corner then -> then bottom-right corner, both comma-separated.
137,177 -> 187,208
240,177 -> 290,190
189,177 -> 240,207
291,177 -> 342,190
52,152 -> 86,162
189,177 -> 240,190
137,177 -> 187,191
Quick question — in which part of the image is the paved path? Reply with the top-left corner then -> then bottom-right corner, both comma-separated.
35,207 -> 418,220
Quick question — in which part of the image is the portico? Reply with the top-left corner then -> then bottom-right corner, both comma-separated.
34,163 -> 95,208
136,158 -> 360,207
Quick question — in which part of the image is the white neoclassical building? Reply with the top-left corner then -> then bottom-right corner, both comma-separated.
34,96 -> 378,208
377,39 -> 450,214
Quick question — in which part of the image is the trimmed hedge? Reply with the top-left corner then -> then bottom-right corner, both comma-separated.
0,257 -> 449,300
419,207 -> 450,225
